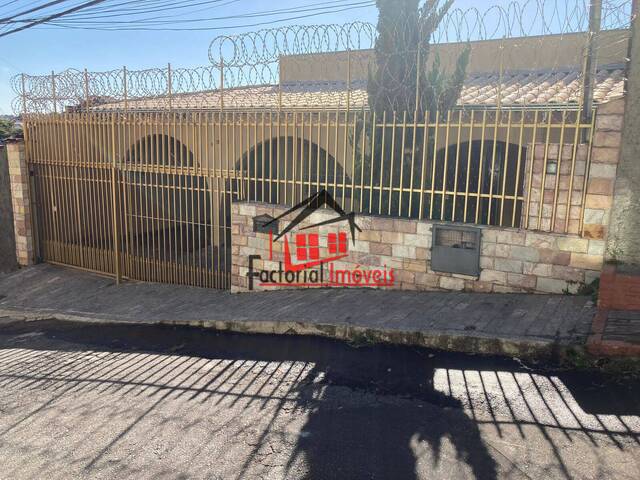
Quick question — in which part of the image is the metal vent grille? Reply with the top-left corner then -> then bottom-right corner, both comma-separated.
435,228 -> 478,250
431,225 -> 482,277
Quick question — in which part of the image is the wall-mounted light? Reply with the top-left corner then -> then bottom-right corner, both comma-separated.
546,160 -> 558,175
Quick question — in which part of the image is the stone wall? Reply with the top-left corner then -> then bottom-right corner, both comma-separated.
521,98 -> 623,239
585,99 -> 625,242
230,100 -> 625,294
7,141 -> 35,267
231,202 -> 603,294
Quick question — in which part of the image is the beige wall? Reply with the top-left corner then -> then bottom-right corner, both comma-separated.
280,30 -> 631,84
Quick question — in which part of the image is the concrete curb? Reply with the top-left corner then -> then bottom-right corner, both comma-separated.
0,307 -> 572,360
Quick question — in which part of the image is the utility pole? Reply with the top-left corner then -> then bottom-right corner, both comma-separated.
606,0 -> 640,265
582,0 -> 602,123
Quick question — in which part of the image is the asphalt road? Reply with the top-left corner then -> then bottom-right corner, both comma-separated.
0,319 -> 638,480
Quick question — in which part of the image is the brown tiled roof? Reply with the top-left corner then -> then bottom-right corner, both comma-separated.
460,65 -> 625,106
99,65 -> 625,111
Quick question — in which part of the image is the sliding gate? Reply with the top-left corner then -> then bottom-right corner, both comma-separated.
25,112 -> 235,289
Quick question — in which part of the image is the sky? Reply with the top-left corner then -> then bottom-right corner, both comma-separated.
0,0 -> 624,114
0,0 -> 382,114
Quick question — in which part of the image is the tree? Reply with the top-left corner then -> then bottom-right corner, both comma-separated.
367,0 -> 469,118
0,118 -> 20,141
354,0 -> 469,218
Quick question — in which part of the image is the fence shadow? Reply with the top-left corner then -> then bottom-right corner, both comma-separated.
0,320 -> 638,479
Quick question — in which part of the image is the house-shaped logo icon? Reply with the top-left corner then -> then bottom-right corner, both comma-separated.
264,190 -> 362,272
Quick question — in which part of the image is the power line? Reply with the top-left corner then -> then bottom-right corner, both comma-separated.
45,1 -> 374,26
0,0 -> 71,23
40,3 -> 376,32
0,0 -> 376,33
0,0 -> 108,38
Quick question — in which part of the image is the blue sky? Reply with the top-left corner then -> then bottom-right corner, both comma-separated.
0,0 -> 614,114
0,0 -> 380,114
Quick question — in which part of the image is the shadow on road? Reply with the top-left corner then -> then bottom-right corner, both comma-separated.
0,320 -> 638,479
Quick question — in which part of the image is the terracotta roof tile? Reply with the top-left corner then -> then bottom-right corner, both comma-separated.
98,66 -> 625,111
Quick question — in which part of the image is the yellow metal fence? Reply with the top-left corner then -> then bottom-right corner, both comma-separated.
24,108 -> 594,287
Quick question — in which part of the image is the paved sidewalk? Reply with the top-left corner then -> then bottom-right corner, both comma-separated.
0,264 -> 597,358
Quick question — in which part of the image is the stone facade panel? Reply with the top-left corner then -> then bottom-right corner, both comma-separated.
231,202 -> 606,294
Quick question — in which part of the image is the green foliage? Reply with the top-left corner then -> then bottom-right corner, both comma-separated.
0,119 -> 20,141
352,1 -> 470,218
366,0 -> 470,118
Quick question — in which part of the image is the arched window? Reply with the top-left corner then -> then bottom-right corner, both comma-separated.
238,136 -> 351,206
123,135 -> 228,273
429,140 -> 527,227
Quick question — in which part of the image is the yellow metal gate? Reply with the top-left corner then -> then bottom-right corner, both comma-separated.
25,112 -> 235,289
24,108 -> 594,288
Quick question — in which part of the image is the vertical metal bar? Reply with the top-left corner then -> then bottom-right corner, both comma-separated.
190,114 -> 197,286
451,110 -> 463,222
369,111 -> 377,214
440,111 -> 452,220
524,110 -> 539,229
123,66 -> 128,112
51,71 -> 57,114
474,110 -> 487,224
292,111 -> 297,204
346,49 -> 352,114
418,111 -> 429,219
306,111 -> 312,199
378,111 -> 387,214
537,112 -> 554,230
387,112 -> 397,216
487,111 -> 500,225
167,63 -> 173,112
512,110 -> 526,228
498,110 -> 513,226
220,59 -> 225,112
133,113 -> 141,280
407,110 -> 418,217
429,111 -> 441,220
565,110 -> 583,232
551,111 -> 568,231
414,44 -> 421,114
398,111 -> 407,216
349,110 -> 357,211
20,73 -> 27,116
579,113 -> 597,234
110,113 -> 121,284
324,111 -> 330,193
333,109 -> 339,201
271,110 -> 276,201
357,110 -> 366,212
463,110 -> 475,223
220,112 -> 228,285
582,0 -> 602,124
204,112 -> 211,286
122,111 -> 132,279
70,115 -> 85,267
154,112 -> 162,282
262,111 -> 267,202
83,69 -> 89,110
316,111 -> 321,195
